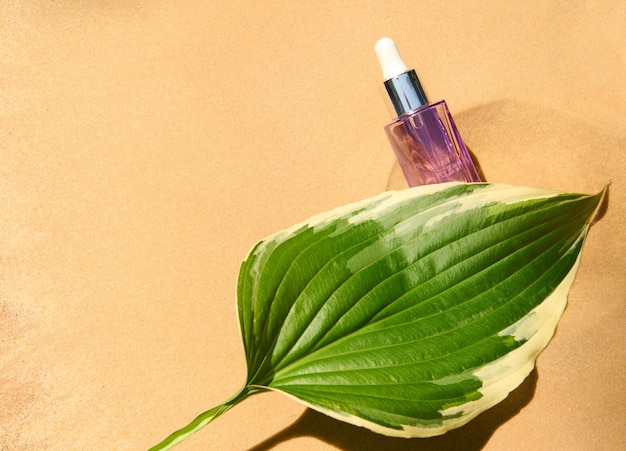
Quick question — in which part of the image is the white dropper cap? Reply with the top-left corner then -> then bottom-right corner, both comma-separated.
375,37 -> 408,80
374,37 -> 429,115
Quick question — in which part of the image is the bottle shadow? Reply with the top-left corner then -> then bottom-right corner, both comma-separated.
248,369 -> 538,451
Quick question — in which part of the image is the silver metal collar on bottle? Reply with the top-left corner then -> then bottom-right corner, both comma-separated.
384,69 -> 429,117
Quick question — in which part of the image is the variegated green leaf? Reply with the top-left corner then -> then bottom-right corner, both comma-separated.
151,182 -> 604,450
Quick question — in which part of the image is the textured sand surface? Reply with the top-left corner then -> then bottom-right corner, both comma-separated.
2,2 -> 624,450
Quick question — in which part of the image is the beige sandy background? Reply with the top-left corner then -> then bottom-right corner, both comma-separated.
1,1 -> 624,450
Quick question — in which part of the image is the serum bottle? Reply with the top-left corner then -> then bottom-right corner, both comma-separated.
375,38 -> 481,187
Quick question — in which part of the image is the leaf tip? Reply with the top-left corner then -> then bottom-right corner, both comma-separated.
589,182 -> 610,226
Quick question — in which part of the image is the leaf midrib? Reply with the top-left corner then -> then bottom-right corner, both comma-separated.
270,230 -> 585,381
269,198 -> 591,374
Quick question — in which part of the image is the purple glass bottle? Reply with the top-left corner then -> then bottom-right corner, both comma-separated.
376,38 -> 481,187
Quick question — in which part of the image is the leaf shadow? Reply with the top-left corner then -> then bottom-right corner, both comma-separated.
248,369 -> 538,451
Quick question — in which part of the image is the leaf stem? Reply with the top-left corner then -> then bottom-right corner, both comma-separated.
149,385 -> 261,451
